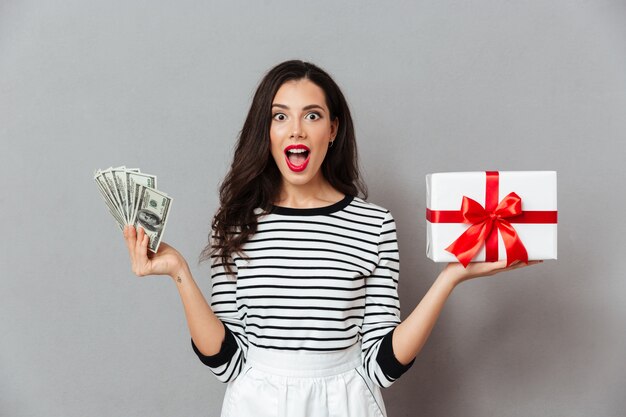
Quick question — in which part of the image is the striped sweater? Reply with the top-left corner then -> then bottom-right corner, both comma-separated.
191,195 -> 414,388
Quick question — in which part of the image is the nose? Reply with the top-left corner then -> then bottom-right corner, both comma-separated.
290,118 -> 305,139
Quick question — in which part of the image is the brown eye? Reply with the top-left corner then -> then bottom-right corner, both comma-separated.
306,112 -> 321,120
273,113 -> 286,121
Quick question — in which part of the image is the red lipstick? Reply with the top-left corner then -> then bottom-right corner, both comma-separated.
284,144 -> 310,172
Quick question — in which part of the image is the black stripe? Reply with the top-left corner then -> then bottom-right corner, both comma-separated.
240,294 -> 367,302
379,257 -> 399,263
211,300 -> 237,307
238,303 -> 365,312
378,249 -> 399,255
239,283 -> 368,292
327,213 -> 381,228
212,281 -> 235,288
248,340 -> 358,352
248,331 -> 358,342
212,290 -> 236,297
246,323 -> 358,332
238,254 -> 376,271
363,302 -> 400,310
239,264 -> 364,274
361,325 -> 396,338
350,201 -> 388,214
341,208 -> 386,221
253,228 -> 378,247
258,218 -> 379,237
364,311 -> 399,318
246,314 -> 366,322
211,271 -> 237,279
373,265 -> 399,274
235,274 -> 362,282
246,236 -> 377,257
242,247 -> 377,267
364,294 -> 400,301
374,371 -> 385,387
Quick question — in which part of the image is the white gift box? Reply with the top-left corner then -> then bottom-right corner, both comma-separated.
426,171 -> 558,265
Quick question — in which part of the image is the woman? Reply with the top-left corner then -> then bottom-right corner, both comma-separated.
123,60 -> 539,416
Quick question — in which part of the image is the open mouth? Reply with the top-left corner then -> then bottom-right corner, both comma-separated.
284,145 -> 311,172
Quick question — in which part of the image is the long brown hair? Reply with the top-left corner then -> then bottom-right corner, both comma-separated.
200,60 -> 368,275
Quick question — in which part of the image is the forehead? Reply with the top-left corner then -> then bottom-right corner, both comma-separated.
272,79 -> 327,109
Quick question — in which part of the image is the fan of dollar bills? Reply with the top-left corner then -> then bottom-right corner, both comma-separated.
94,166 -> 172,252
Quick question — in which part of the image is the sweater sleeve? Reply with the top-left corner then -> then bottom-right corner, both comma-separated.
361,211 -> 415,388
190,243 -> 248,383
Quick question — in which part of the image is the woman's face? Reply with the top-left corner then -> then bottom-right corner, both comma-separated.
269,78 -> 338,193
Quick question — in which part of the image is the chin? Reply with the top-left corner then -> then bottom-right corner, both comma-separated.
284,175 -> 313,186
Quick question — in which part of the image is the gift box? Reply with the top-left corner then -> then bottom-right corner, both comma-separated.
426,171 -> 557,266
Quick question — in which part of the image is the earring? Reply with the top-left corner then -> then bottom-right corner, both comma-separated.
329,140 -> 334,148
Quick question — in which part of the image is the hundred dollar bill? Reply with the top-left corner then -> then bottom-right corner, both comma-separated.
126,172 -> 157,225
99,168 -> 126,222
95,178 -> 126,228
112,168 -> 131,223
94,170 -> 126,226
133,185 -> 172,252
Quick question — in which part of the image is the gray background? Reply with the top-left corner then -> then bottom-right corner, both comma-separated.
1,1 -> 625,416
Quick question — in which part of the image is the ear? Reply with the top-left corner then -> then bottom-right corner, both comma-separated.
330,117 -> 339,140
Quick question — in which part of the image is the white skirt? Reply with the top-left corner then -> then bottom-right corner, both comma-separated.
220,343 -> 387,417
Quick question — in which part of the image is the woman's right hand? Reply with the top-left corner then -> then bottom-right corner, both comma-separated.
123,225 -> 187,279
440,259 -> 543,288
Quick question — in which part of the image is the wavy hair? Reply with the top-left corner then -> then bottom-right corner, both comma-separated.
200,60 -> 368,275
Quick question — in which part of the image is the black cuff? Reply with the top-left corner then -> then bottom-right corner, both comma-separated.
376,327 -> 415,380
191,325 -> 238,368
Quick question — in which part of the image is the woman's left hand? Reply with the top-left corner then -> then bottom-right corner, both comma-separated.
441,259 -> 543,288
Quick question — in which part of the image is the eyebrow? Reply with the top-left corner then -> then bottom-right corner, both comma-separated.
271,103 -> 326,111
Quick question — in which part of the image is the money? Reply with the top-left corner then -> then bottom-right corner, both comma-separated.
94,166 -> 171,252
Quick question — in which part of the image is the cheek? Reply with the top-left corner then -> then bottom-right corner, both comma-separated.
270,122 -> 287,137
316,148 -> 328,164
269,125 -> 283,147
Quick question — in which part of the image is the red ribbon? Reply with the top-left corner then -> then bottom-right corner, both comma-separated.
427,171 -> 557,267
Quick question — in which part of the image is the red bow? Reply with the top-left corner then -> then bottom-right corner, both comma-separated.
445,192 -> 529,267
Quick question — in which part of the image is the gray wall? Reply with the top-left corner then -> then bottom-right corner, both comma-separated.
2,1 -> 625,416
